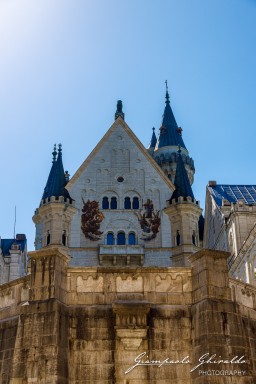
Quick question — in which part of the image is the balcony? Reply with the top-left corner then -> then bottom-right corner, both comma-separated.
99,245 -> 145,266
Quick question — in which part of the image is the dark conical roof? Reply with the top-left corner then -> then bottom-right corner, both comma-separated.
156,88 -> 186,149
148,127 -> 157,149
42,144 -> 71,201
171,149 -> 194,201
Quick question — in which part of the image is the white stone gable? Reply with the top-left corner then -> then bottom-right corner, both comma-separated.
67,119 -> 174,249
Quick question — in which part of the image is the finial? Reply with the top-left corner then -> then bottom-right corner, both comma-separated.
52,144 -> 57,162
58,143 -> 62,155
152,127 -> 155,131
115,100 -> 125,120
165,80 -> 170,103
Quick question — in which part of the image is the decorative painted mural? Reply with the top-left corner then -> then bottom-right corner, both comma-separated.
81,199 -> 104,241
138,199 -> 161,241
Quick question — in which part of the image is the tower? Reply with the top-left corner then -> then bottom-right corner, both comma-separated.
164,148 -> 202,266
33,144 -> 76,249
150,82 -> 195,185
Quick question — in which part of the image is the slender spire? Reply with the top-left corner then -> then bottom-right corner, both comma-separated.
148,127 -> 157,149
42,144 -> 72,201
52,144 -> 57,162
156,82 -> 186,149
170,148 -> 194,201
115,100 -> 125,120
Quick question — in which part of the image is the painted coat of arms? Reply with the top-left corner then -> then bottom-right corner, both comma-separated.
81,199 -> 104,241
137,199 -> 161,241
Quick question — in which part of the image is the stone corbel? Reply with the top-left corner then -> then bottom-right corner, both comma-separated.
112,301 -> 150,351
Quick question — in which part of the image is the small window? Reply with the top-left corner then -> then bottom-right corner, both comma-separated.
124,197 -> 131,209
102,196 -> 109,209
110,196 -> 117,209
132,197 -> 139,209
128,232 -> 136,245
47,230 -> 51,246
62,230 -> 67,246
192,230 -> 196,245
107,233 -> 114,245
176,230 -> 181,246
117,232 -> 126,245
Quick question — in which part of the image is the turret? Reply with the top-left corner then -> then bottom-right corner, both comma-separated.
153,82 -> 195,184
33,144 -> 76,249
147,127 -> 157,156
164,149 -> 202,266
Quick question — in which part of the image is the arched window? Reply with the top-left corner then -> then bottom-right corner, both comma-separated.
107,232 -> 114,245
62,230 -> 67,246
124,197 -> 131,209
110,196 -> 117,209
192,230 -> 196,245
102,196 -> 109,209
128,232 -> 136,245
176,230 -> 181,246
132,197 -> 139,209
47,230 -> 51,246
117,232 -> 126,245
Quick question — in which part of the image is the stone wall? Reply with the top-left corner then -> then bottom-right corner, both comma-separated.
0,248 -> 256,383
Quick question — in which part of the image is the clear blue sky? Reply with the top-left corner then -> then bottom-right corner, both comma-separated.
1,0 -> 256,251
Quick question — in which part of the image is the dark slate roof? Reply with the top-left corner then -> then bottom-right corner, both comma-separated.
208,185 -> 256,207
156,91 -> 186,149
42,144 -> 71,201
148,127 -> 157,149
1,238 -> 26,256
171,151 -> 194,201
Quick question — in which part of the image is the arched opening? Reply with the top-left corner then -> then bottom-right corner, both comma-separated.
110,196 -> 117,209
107,232 -> 114,245
117,232 -> 126,245
124,197 -> 131,209
102,196 -> 109,209
132,197 -> 139,209
128,232 -> 136,245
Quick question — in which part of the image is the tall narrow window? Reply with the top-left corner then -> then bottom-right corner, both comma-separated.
117,232 -> 126,245
110,196 -> 117,209
107,232 -> 114,245
102,196 -> 109,209
176,230 -> 181,246
192,230 -> 196,245
132,197 -> 139,209
128,232 -> 136,245
62,230 -> 67,246
124,197 -> 131,209
47,230 -> 51,246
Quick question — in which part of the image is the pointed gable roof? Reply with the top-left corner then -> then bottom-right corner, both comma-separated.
42,144 -> 71,201
156,88 -> 186,150
171,149 -> 194,201
67,116 -> 175,191
148,127 -> 157,149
